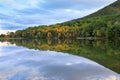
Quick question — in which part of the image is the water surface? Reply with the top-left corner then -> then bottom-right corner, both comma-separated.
5,39 -> 120,73
0,41 -> 120,80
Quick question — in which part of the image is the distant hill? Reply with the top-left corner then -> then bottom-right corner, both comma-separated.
0,30 -> 16,35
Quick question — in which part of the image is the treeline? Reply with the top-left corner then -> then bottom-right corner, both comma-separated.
5,13 -> 120,39
8,25 -> 74,39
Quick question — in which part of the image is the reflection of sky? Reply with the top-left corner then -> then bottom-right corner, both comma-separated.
0,45 -> 119,80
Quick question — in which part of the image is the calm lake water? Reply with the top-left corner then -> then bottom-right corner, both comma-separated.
0,39 -> 120,80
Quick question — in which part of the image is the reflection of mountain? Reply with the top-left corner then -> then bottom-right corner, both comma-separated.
3,39 -> 120,73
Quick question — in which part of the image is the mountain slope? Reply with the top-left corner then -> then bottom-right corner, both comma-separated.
86,0 -> 120,17
6,0 -> 120,39
62,0 -> 120,25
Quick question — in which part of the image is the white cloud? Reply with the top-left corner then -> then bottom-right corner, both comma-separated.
0,0 -> 26,9
65,62 -> 72,66
28,0 -> 44,8
0,0 -> 42,10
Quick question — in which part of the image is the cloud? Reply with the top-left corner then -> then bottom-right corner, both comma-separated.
0,0 -> 117,30
0,0 -> 43,10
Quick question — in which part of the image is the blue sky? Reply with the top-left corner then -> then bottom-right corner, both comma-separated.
0,0 -> 117,30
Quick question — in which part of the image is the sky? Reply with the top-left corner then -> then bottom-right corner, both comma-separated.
0,0 -> 117,30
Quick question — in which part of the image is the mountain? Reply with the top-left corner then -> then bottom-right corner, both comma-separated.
62,0 -> 120,26
58,0 -> 120,39
5,0 -> 120,39
87,0 -> 120,17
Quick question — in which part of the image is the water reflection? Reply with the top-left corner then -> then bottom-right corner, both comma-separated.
0,45 -> 119,80
3,39 -> 120,74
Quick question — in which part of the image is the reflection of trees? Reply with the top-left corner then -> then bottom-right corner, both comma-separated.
2,39 -> 120,73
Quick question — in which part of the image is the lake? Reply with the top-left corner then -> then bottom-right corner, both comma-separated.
0,39 -> 120,80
